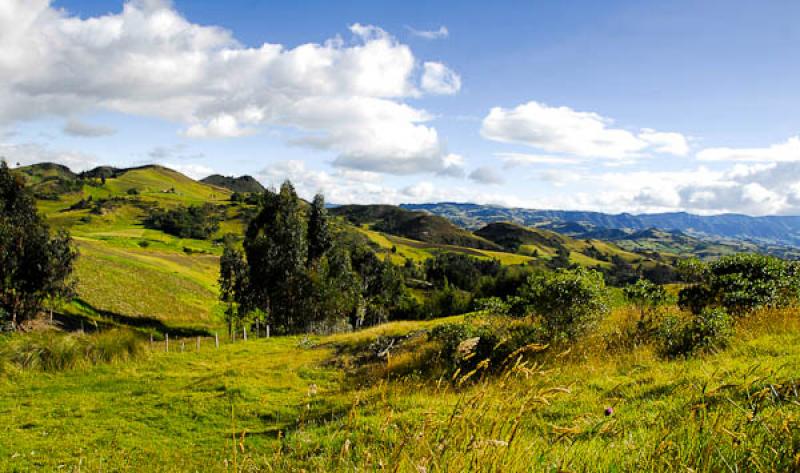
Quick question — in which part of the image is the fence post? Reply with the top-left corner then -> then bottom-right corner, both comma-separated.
266,325 -> 270,338
196,336 -> 200,351
150,333 -> 153,347
181,340 -> 185,353
243,326 -> 248,342
215,332 -> 219,349
166,333 -> 169,353
256,319 -> 260,338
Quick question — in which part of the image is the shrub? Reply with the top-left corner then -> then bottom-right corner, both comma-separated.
678,254 -> 800,316
520,268 -> 610,341
656,307 -> 733,358
429,318 -> 547,377
144,204 -> 222,239
624,279 -> 670,321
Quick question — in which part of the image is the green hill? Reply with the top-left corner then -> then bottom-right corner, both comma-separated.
200,174 -> 266,193
331,204 -> 502,251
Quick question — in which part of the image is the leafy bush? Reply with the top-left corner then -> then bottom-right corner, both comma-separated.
429,318 -> 546,377
624,279 -> 670,321
520,268 -> 610,341
424,253 -> 500,291
656,307 -> 733,358
678,254 -> 800,315
144,204 -> 222,239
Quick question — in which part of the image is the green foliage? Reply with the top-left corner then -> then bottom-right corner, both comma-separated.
429,317 -> 546,376
243,181 -> 309,333
0,161 -> 77,329
144,203 -> 222,239
424,252 -> 500,291
656,307 -> 733,358
520,268 -> 610,341
677,253 -> 800,315
624,279 -> 670,321
307,194 -> 332,267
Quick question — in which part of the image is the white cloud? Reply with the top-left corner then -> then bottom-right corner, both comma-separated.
481,101 -> 688,160
258,159 -> 525,207
160,162 -> 215,180
697,136 -> 800,162
0,141 -> 98,171
468,166 -> 505,185
63,118 -> 116,137
420,62 -> 461,95
496,152 -> 582,167
0,1 -> 460,175
406,25 -> 449,40
638,128 -> 689,156
184,114 -> 254,138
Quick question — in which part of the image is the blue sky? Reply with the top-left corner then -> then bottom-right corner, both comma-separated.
3,0 -> 800,215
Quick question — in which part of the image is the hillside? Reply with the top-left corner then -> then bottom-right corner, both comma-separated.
330,204 -> 503,251
200,174 -> 266,193
15,163 -> 239,332
403,202 -> 800,256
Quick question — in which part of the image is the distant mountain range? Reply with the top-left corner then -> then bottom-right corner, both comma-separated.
401,202 -> 800,249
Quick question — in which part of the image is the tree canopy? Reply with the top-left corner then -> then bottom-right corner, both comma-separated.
0,161 -> 77,329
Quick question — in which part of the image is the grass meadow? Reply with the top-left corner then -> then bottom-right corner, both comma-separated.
1,306 -> 797,471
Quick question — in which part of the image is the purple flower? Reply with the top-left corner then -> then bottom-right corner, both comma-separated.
604,407 -> 613,416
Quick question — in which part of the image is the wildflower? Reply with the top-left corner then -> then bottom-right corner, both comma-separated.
604,407 -> 614,416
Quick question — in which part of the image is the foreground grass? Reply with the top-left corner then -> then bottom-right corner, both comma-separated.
1,311 -> 798,471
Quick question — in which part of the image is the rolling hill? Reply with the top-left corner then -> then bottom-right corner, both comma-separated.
403,202 -> 800,256
330,204 -> 503,251
200,174 -> 266,193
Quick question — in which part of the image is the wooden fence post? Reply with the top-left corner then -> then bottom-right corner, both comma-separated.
196,336 -> 200,351
266,325 -> 270,338
243,326 -> 248,341
215,332 -> 219,349
181,340 -> 185,353
166,333 -> 169,353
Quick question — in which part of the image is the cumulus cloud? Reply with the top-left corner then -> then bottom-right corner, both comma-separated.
420,62 -> 461,95
481,101 -> 689,160
697,136 -> 800,162
496,152 -> 582,167
0,141 -> 98,171
159,162 -> 215,180
147,144 -> 204,160
406,25 -> 449,40
63,118 -> 116,137
0,1 -> 461,175
468,166 -> 505,185
258,159 -> 525,207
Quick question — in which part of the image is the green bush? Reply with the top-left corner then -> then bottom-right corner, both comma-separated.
656,307 -> 733,358
429,318 -> 546,377
520,268 -> 610,341
144,204 -> 222,240
678,254 -> 800,316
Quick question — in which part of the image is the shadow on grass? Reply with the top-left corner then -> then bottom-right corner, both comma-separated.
54,298 -> 211,338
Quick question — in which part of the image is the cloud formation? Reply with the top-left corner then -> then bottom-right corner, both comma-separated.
468,166 -> 505,185
63,118 -> 116,137
697,136 -> 800,162
406,26 -> 449,40
481,101 -> 689,160
0,1 -> 461,175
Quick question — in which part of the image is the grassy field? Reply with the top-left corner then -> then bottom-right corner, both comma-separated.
1,307 -> 798,471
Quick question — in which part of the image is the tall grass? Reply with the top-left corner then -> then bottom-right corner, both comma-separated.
0,329 -> 144,372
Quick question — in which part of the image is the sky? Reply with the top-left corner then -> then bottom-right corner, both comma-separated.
2,0 -> 800,216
